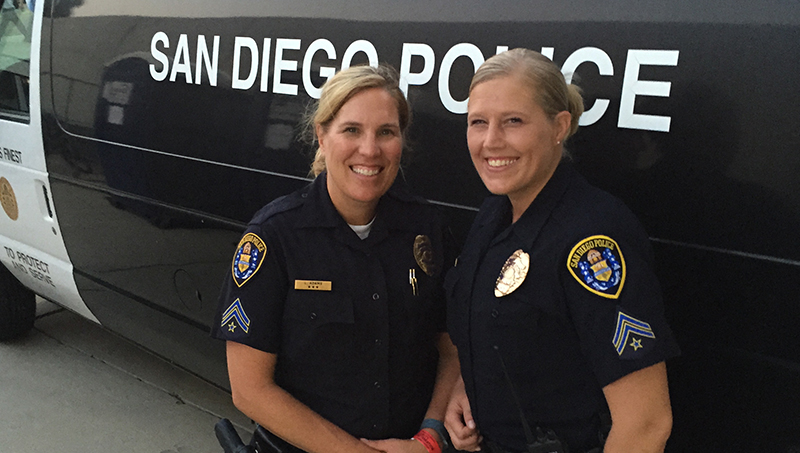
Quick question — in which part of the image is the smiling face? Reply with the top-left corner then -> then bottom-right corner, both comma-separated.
317,87 -> 403,225
467,74 -> 571,221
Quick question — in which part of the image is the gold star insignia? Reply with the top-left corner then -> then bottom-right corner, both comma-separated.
228,322 -> 237,332
630,338 -> 643,351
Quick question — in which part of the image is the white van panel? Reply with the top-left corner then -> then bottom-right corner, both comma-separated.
0,2 -> 97,323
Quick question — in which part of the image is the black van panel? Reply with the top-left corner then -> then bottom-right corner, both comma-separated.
39,0 -> 800,449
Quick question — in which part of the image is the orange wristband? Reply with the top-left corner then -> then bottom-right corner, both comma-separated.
413,429 -> 442,453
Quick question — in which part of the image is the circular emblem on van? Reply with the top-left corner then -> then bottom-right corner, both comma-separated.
0,177 -> 19,221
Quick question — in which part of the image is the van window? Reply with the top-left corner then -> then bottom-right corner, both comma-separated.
0,0 -> 32,122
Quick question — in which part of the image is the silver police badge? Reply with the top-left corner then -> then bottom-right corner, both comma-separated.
495,249 -> 530,297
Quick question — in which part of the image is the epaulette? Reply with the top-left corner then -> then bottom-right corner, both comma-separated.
386,181 -> 431,206
248,188 -> 308,226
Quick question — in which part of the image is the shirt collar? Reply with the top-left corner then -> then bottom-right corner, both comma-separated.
296,171 -> 428,234
296,172 -> 343,229
509,163 -> 574,249
478,163 -> 574,250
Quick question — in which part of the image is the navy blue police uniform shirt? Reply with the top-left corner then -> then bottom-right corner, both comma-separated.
445,163 -> 680,452
211,172 -> 449,441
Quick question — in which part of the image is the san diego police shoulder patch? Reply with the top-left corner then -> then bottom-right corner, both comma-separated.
567,235 -> 625,299
232,233 -> 267,287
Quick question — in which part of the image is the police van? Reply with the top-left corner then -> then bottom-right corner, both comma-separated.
1,1 -> 799,450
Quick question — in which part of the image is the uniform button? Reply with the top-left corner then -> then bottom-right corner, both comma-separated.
374,381 -> 381,389
491,309 -> 499,318
372,293 -> 380,300
372,424 -> 378,430
493,345 -> 500,351
374,339 -> 382,346
301,193 -> 308,198
309,312 -> 317,320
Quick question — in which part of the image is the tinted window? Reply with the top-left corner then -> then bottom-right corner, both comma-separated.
0,0 -> 33,122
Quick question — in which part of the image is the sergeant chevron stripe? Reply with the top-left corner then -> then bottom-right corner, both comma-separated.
613,311 -> 655,355
221,299 -> 251,334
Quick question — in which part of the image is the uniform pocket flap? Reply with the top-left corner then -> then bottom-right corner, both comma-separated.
284,290 -> 355,324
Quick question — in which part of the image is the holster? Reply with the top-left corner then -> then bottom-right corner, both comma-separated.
250,425 -> 305,453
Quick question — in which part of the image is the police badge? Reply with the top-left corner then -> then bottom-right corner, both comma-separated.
495,249 -> 530,297
413,235 -> 440,277
567,235 -> 625,299
232,233 -> 267,287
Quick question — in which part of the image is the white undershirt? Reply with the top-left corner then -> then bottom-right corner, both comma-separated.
348,217 -> 376,240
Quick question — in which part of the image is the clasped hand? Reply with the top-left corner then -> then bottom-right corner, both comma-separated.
444,379 -> 482,451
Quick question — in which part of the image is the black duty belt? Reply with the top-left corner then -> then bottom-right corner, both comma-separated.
482,439 -> 602,453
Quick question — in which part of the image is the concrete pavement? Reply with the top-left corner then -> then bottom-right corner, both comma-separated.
0,299 -> 252,453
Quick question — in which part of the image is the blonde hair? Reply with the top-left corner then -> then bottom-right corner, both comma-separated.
470,48 -> 584,142
303,64 -> 411,177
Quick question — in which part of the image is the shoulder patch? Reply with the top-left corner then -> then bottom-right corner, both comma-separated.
220,298 -> 251,334
232,233 -> 267,287
567,235 -> 625,299
613,310 -> 655,357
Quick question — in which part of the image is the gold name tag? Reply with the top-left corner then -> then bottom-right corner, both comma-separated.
294,280 -> 332,291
